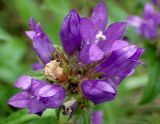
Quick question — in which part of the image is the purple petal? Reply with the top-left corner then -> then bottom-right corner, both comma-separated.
32,63 -> 44,70
38,84 -> 64,98
127,16 -> 143,28
144,3 -> 155,19
60,9 -> 82,56
29,17 -> 37,31
96,45 -> 138,73
81,80 -> 116,104
96,46 -> 144,86
89,43 -> 104,61
32,34 -> 55,64
26,18 -> 55,64
15,75 -> 32,90
98,22 -> 127,52
8,92 -> 29,108
91,1 -> 108,31
42,87 -> 65,108
79,43 -> 104,64
26,31 -> 36,40
91,111 -> 103,124
28,97 -> 46,115
139,19 -> 158,39
80,18 -> 96,44
109,40 -> 129,52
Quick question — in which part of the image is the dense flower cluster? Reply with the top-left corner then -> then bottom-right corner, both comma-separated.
8,1 -> 143,120
127,3 -> 160,39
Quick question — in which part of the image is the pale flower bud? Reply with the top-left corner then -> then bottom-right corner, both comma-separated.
44,60 -> 64,81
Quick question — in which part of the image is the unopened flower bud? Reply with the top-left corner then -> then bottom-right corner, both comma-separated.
44,60 -> 65,81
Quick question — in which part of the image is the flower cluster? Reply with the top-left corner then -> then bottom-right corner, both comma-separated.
8,1 -> 143,119
127,3 -> 160,39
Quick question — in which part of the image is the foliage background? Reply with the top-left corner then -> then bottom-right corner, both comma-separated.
0,0 -> 160,124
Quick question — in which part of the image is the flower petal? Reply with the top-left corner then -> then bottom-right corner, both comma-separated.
91,1 -> 108,31
79,43 -> 104,64
43,87 -> 65,108
80,18 -> 96,44
109,40 -> 129,52
8,91 -> 29,108
89,43 -> 104,61
81,80 -> 116,104
32,62 -> 44,70
96,46 -> 144,86
32,33 -> 55,64
127,16 -> 143,28
15,75 -> 32,90
26,18 -> 55,64
98,22 -> 127,52
60,9 -> 82,56
91,111 -> 103,124
28,97 -> 46,115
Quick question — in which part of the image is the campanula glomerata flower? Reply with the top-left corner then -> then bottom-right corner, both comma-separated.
127,3 -> 160,39
8,1 -> 144,117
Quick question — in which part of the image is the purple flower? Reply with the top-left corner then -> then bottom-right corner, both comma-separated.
8,75 -> 65,115
152,0 -> 160,6
127,3 -> 160,39
79,1 -> 127,64
26,17 -> 55,64
91,111 -> 103,124
9,0 -> 144,118
60,10 -> 82,56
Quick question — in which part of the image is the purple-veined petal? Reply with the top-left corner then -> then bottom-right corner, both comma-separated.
15,75 -> 32,90
98,22 -> 127,52
32,34 -> 55,64
38,84 -> 64,97
96,45 -> 139,73
96,46 -> 144,86
79,43 -> 104,64
81,80 -> 117,104
43,87 -> 65,108
80,18 -> 96,44
26,18 -> 55,64
8,91 -> 29,108
109,40 -> 129,52
60,9 -> 82,56
28,97 -> 46,115
91,111 -> 103,124
89,43 -> 104,61
32,62 -> 44,70
26,31 -> 36,40
127,16 -> 143,28
91,1 -> 108,31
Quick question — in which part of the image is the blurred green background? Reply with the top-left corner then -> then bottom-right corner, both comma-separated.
0,0 -> 160,124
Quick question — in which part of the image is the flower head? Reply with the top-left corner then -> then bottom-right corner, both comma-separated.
127,3 -> 160,39
8,76 -> 65,115
9,1 -> 144,118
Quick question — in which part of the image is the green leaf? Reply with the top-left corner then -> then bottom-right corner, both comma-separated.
140,43 -> 160,104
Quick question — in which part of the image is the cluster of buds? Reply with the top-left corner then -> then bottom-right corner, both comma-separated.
8,1 -> 144,123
